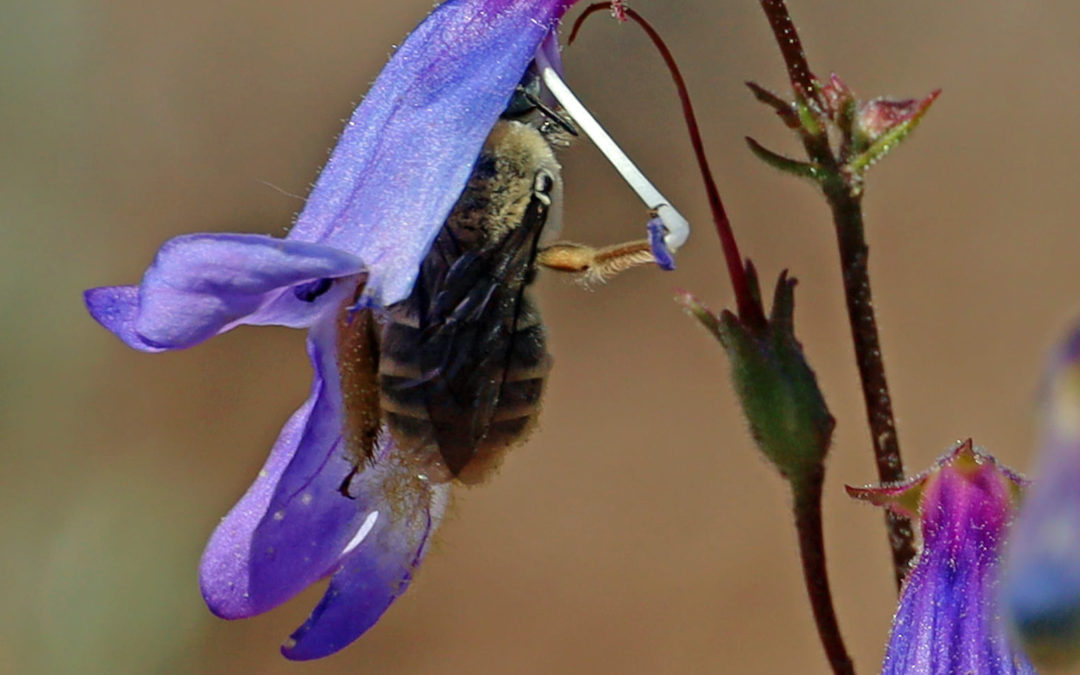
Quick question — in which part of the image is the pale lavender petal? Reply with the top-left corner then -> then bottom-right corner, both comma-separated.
86,233 -> 364,351
282,471 -> 451,660
199,388 -> 318,619
287,0 -> 576,307
84,285 -> 162,353
199,317 -> 356,618
1001,430 -> 1080,662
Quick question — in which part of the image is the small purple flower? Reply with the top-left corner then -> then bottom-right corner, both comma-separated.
1001,322 -> 1080,667
85,0 -> 584,660
848,440 -> 1036,674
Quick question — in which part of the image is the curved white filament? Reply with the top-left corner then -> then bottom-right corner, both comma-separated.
534,51 -> 690,252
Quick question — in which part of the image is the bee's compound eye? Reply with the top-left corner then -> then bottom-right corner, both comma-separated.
533,169 -> 555,197
503,71 -> 542,119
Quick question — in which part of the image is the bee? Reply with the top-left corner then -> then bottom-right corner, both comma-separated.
337,69 -> 660,490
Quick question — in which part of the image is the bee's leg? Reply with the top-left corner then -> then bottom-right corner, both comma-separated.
537,239 -> 657,284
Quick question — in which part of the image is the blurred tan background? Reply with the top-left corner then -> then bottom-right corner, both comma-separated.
4,0 -> 1080,673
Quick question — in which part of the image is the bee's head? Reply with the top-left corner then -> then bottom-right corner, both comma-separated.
501,66 -> 577,142
503,69 -> 544,119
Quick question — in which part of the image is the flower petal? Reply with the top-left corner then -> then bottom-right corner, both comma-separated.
201,313 -> 451,654
884,466 -> 1032,674
287,0 -> 576,307
199,384 -> 318,618
84,285 -> 163,352
85,234 -> 364,351
859,443 -> 1037,675
282,471 -> 450,661
200,318 -> 353,617
201,315 -> 445,618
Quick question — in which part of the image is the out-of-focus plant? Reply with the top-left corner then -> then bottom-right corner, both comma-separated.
1002,324 -> 1080,669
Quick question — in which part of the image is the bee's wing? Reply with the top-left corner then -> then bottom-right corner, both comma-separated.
403,194 -> 549,476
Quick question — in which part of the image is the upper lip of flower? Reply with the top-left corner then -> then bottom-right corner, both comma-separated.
282,0 -> 585,310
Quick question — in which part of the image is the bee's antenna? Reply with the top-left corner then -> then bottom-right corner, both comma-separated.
521,87 -> 579,136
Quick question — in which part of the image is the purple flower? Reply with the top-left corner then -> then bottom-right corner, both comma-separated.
84,0 -> 582,660
1001,323 -> 1080,667
849,440 -> 1036,674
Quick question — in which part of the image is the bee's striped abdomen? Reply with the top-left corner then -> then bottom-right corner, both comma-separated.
371,119 -> 560,484
378,291 -> 551,483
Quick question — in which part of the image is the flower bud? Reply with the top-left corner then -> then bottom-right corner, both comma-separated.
683,269 -> 834,481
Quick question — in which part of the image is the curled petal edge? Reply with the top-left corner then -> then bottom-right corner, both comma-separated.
85,234 -> 365,352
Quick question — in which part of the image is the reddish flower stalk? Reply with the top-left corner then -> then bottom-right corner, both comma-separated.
570,6 -> 764,329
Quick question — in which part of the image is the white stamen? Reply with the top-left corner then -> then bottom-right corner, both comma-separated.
535,52 -> 690,252
341,510 -> 379,556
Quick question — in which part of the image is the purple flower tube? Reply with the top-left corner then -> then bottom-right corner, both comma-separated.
849,441 -> 1036,674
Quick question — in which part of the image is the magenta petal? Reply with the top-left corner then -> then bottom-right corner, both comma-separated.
879,447 -> 1035,674
282,470 -> 450,661
87,234 -> 364,351
287,0 -> 576,306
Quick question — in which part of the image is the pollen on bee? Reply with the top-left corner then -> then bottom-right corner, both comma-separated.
375,456 -> 440,550
335,286 -> 382,469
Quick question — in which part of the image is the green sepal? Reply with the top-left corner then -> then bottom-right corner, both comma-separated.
795,97 -> 824,139
746,81 -> 801,130
683,272 -> 835,480
678,291 -> 723,343
746,137 -> 827,183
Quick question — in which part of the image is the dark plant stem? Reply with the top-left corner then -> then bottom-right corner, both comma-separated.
758,0 -> 818,102
824,183 -> 916,588
792,468 -> 856,675
758,0 -> 916,589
